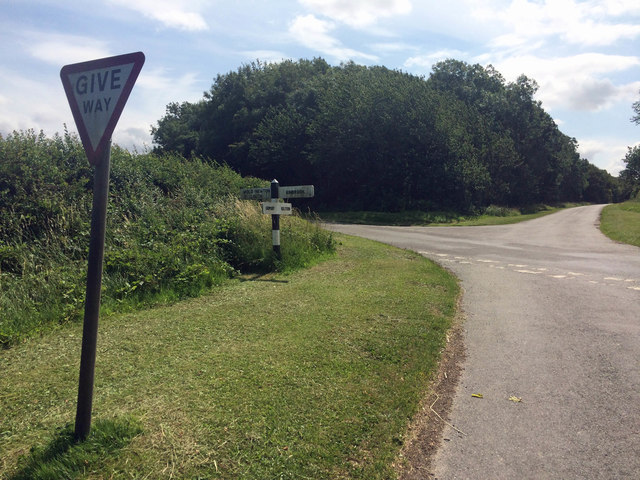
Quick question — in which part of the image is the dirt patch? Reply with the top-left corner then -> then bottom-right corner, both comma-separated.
396,309 -> 466,479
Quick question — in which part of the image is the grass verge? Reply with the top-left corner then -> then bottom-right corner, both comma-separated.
0,234 -> 459,479
319,204 -> 581,227
600,198 -> 640,247
8,418 -> 142,480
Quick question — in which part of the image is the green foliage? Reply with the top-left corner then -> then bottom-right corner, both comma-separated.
150,102 -> 203,157
0,131 -> 335,347
484,204 -> 520,217
10,418 -> 142,480
619,145 -> 640,198
152,58 -> 622,212
583,163 -> 622,204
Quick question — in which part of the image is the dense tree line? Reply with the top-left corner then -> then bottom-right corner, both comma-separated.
152,58 -> 624,211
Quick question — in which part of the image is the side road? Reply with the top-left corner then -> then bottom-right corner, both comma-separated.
328,205 -> 640,479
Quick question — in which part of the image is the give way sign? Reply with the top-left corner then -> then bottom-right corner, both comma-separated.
60,52 -> 145,165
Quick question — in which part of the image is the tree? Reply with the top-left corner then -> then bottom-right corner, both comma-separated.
152,57 -> 594,211
632,90 -> 640,125
151,102 -> 203,157
583,164 -> 619,204
620,146 -> 640,198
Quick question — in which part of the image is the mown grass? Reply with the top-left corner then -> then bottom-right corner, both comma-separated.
600,198 -> 640,247
319,204 -> 580,227
0,234 -> 459,479
442,205 -> 570,226
8,418 -> 142,480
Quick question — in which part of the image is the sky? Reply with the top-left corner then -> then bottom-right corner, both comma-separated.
1,0 -> 639,175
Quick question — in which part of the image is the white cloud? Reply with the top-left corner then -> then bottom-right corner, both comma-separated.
0,67 -> 72,136
563,20 -> 640,46
26,33 -> 111,65
136,68 -> 199,93
107,0 -> 208,31
589,0 -> 640,17
370,42 -> 417,54
117,125 -> 153,152
578,138 -> 608,161
492,53 -> 640,111
299,0 -> 412,28
404,49 -> 468,70
241,51 -> 291,63
577,138 -> 632,176
469,0 -> 640,53
289,14 -> 378,62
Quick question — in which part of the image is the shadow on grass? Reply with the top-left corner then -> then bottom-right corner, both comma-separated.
240,273 -> 289,284
10,417 -> 142,480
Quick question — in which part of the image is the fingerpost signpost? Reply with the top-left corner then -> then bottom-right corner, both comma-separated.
240,180 -> 314,258
60,51 -> 145,441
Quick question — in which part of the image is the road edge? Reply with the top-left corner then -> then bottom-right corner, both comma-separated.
396,290 -> 467,479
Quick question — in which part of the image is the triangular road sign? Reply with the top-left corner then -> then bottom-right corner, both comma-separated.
60,51 -> 145,165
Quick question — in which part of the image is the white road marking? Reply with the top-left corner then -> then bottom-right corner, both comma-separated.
426,252 -> 637,293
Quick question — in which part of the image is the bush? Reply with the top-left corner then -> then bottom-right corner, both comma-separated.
0,130 -> 334,347
484,205 -> 519,217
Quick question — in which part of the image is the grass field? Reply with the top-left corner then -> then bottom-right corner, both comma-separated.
0,234 -> 459,479
600,198 -> 640,247
319,204 -> 578,227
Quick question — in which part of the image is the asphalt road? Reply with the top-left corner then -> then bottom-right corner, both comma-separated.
328,205 -> 640,479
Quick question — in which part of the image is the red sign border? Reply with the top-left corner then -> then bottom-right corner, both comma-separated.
60,51 -> 145,165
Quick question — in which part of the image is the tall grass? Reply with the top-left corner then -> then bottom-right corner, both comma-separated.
0,130 -> 334,347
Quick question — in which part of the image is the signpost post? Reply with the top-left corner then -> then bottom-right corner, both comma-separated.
60,51 -> 144,441
270,180 -> 282,258
240,181 -> 314,258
